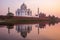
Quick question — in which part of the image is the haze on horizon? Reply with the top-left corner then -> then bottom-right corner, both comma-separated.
0,0 -> 60,17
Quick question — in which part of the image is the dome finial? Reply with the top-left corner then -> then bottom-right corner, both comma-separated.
21,3 -> 27,10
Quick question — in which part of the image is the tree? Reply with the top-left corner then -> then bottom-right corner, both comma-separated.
7,12 -> 14,18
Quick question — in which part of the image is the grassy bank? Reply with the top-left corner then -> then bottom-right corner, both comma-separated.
0,16 -> 59,25
0,18 -> 49,24
5,19 -> 47,23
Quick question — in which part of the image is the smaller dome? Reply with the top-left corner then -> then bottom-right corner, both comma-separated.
21,3 -> 27,10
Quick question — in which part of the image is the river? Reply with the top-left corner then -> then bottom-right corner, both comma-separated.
0,22 -> 60,40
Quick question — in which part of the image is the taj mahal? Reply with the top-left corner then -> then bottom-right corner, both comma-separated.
16,3 -> 32,17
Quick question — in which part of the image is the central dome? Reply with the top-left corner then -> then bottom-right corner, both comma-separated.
21,3 -> 27,10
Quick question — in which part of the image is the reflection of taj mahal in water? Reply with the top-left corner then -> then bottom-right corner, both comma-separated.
16,3 -> 32,17
5,22 -> 56,38
16,24 -> 46,38
16,24 -> 32,38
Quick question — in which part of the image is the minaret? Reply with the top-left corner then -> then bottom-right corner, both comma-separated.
8,7 -> 10,13
38,8 -> 39,17
37,8 -> 40,34
8,29 -> 10,34
38,25 -> 39,35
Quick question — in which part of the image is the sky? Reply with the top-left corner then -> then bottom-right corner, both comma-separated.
0,0 -> 60,17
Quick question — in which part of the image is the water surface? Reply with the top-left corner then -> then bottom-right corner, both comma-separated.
0,22 -> 60,40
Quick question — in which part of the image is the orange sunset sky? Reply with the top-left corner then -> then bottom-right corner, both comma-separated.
0,0 -> 60,17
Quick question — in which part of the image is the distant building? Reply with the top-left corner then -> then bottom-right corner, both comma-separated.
36,8 -> 46,18
39,12 -> 46,18
7,7 -> 14,17
16,3 -> 32,17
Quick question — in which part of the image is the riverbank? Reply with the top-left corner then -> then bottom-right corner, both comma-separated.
0,16 -> 60,25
